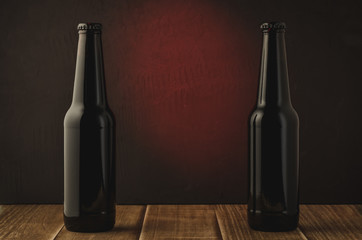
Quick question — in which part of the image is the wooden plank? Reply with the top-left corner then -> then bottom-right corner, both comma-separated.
139,205 -> 222,239
55,205 -> 146,240
299,205 -> 362,240
215,205 -> 307,240
0,205 -> 64,240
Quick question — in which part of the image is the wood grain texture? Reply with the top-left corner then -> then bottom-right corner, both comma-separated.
0,205 -> 63,240
299,205 -> 362,240
1,205 -> 362,239
215,205 -> 307,240
139,205 -> 222,239
55,205 -> 146,240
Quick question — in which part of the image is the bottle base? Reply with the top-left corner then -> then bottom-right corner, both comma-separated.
247,210 -> 298,232
64,212 -> 115,232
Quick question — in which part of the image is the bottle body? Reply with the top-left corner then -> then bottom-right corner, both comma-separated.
248,22 -> 299,231
248,106 -> 299,231
64,23 -> 115,232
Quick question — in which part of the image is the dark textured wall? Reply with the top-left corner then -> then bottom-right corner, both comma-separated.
0,0 -> 361,204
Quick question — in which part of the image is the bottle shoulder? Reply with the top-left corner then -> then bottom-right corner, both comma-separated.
64,103 -> 115,128
249,105 -> 299,127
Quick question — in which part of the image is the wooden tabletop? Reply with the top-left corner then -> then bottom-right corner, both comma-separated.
0,205 -> 361,239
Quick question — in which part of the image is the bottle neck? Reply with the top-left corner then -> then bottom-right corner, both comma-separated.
257,30 -> 291,107
72,31 -> 107,108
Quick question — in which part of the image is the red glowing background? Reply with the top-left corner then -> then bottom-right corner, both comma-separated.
103,0 -> 259,202
1,0 -> 360,204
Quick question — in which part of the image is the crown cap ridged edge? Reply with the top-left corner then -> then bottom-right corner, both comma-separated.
260,22 -> 286,32
77,23 -> 102,31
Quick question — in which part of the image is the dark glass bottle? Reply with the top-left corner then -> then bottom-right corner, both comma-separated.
64,23 -> 115,232
248,22 -> 299,231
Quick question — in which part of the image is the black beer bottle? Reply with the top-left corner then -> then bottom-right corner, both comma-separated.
64,23 -> 115,232
248,22 -> 299,231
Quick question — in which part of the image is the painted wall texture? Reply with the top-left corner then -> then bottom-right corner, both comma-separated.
0,0 -> 361,203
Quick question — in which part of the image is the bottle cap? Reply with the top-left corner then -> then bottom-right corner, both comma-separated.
77,23 -> 102,32
260,22 -> 286,32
